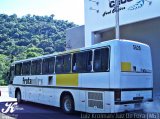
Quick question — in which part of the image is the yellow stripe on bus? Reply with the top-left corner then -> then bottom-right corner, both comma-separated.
56,74 -> 78,86
121,62 -> 131,72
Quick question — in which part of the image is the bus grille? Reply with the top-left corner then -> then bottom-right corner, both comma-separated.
88,92 -> 103,109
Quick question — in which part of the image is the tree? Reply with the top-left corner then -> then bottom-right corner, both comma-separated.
54,39 -> 65,52
0,54 -> 10,85
24,47 -> 44,58
44,47 -> 55,54
0,13 -> 77,82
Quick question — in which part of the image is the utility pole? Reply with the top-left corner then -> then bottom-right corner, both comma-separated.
115,0 -> 120,39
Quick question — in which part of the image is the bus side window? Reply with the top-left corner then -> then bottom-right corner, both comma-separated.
87,51 -> 92,71
55,56 -> 63,74
72,50 -> 92,73
42,58 -> 49,74
22,61 -> 31,75
15,63 -> 22,75
48,57 -> 55,74
94,48 -> 109,72
72,54 -> 77,72
36,60 -> 42,75
63,54 -> 71,73
31,60 -> 42,75
43,57 -> 55,74
56,55 -> 71,74
31,61 -> 37,75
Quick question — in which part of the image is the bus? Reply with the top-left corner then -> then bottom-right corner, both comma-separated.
8,39 -> 153,113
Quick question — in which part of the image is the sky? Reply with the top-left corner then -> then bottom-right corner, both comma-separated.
0,0 -> 84,25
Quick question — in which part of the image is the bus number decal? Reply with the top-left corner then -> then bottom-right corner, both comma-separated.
133,45 -> 141,51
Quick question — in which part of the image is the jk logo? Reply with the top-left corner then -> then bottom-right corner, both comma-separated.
1,102 -> 18,113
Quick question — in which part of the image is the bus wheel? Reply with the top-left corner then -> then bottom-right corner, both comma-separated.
62,95 -> 74,113
16,91 -> 22,103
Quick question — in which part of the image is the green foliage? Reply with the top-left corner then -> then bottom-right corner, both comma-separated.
0,14 -> 77,58
0,13 -> 77,85
25,47 -> 44,58
0,54 -> 10,85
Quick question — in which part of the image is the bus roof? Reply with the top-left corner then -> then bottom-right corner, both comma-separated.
12,39 -> 149,64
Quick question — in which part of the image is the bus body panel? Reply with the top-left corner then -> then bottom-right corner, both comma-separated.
121,73 -> 152,88
79,72 -> 110,88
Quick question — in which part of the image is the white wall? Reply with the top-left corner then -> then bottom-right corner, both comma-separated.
84,0 -> 160,46
66,26 -> 85,50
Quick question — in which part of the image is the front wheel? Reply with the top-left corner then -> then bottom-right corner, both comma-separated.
62,95 -> 74,114
16,91 -> 22,103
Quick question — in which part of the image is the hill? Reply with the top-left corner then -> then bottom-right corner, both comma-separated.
0,14 -> 77,84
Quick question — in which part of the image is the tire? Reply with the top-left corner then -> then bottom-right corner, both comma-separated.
62,95 -> 74,114
16,91 -> 22,103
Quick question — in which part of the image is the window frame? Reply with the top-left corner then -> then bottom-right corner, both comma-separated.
63,54 -> 71,73
55,55 -> 64,74
55,54 -> 71,74
72,50 -> 93,73
22,61 -> 31,75
93,46 -> 110,72
42,57 -> 55,75
15,63 -> 22,76
31,59 -> 42,75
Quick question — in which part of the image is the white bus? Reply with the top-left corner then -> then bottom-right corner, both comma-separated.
8,39 -> 153,113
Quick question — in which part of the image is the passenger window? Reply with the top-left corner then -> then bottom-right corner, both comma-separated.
22,61 -> 31,75
15,63 -> 22,75
55,54 -> 71,74
37,60 -> 42,75
63,54 -> 71,73
31,59 -> 42,75
42,57 -> 55,74
31,61 -> 37,75
56,56 -> 63,73
48,57 -> 55,74
42,59 -> 49,74
94,48 -> 109,72
72,51 -> 92,73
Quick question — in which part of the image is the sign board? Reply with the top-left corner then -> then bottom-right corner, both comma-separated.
84,0 -> 160,46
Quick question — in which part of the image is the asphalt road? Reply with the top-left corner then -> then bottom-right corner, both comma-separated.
1,101 -> 159,119
0,86 -> 160,119
0,86 -> 81,119
0,101 -> 82,119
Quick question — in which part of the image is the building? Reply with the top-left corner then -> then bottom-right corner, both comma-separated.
66,0 -> 160,98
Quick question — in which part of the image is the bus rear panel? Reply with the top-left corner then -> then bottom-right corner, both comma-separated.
114,40 -> 153,112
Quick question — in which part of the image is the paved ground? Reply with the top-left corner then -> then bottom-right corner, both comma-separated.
1,101 -> 160,119
0,86 -> 160,119
0,101 -> 81,119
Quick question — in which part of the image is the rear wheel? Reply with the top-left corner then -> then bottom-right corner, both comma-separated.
16,91 -> 22,103
62,95 -> 74,113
